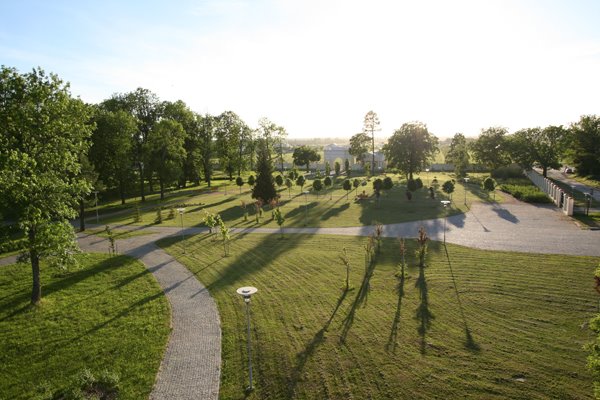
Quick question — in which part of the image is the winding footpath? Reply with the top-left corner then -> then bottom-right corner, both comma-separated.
1,200 -> 599,399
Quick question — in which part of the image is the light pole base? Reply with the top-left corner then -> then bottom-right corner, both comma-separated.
245,386 -> 254,394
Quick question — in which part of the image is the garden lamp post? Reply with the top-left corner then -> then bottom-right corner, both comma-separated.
177,207 -> 186,253
236,286 -> 258,392
463,177 -> 469,206
93,190 -> 99,224
303,191 -> 310,226
425,168 -> 430,186
441,200 -> 451,244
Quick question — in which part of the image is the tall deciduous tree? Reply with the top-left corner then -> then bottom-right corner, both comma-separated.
363,111 -> 381,171
162,100 -> 197,186
383,122 -> 439,180
198,113 -> 215,187
215,111 -> 245,180
0,67 -> 93,304
568,115 -> 600,177
103,88 -> 162,201
89,109 -> 137,204
145,119 -> 186,200
292,145 -> 321,172
349,132 -> 370,165
470,127 -> 510,172
252,140 -> 277,203
509,125 -> 567,177
445,133 -> 470,178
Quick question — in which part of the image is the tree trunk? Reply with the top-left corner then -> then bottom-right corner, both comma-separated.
79,199 -> 85,232
139,164 -> 146,202
159,177 -> 165,200
542,166 -> 547,177
119,181 -> 126,205
29,228 -> 41,304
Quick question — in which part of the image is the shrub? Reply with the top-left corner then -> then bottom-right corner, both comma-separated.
373,178 -> 383,192
383,176 -> 393,190
247,175 -> 255,186
415,178 -> 423,189
407,178 -> 417,192
492,164 -> 523,179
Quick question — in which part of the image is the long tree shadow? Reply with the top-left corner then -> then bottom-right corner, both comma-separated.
339,254 -> 377,344
491,204 -> 519,223
415,263 -> 433,355
286,289 -> 349,398
444,245 -> 480,352
386,268 -> 406,353
321,203 -> 350,221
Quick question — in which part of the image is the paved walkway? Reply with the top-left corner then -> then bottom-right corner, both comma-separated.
544,168 -> 600,202
77,230 -> 221,400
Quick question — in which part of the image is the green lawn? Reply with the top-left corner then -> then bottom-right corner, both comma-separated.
159,232 -> 598,400
0,254 -> 170,399
93,172 -> 504,229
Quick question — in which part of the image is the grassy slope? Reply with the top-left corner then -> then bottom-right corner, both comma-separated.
0,254 -> 170,399
96,172 -> 502,229
159,233 -> 598,400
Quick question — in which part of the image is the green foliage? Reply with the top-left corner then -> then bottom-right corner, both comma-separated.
252,141 -> 278,203
345,159 -> 351,176
383,122 -> 439,179
288,169 -> 299,181
247,175 -> 255,186
236,176 -> 244,187
349,132 -> 370,165
296,175 -> 306,191
324,176 -> 332,188
145,119 -> 186,199
383,176 -> 393,190
491,164 -> 523,179
274,207 -> 285,238
499,180 -> 551,203
415,178 -> 423,189
203,210 -> 218,233
292,145 -> 320,172
214,111 -> 247,179
285,177 -> 293,197
50,368 -> 121,400
373,178 -> 383,192
343,179 -> 352,198
442,180 -> 455,196
353,178 -> 360,191
275,174 -> 284,187
313,178 -> 323,196
569,115 -> 600,177
483,177 -> 496,193
0,66 -> 93,303
416,226 -> 429,267
470,127 -> 511,171
325,162 -> 331,177
508,126 -> 567,176
363,110 -> 381,169
335,161 -> 341,176
446,133 -> 470,177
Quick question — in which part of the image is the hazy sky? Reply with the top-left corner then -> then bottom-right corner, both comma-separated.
1,0 -> 599,138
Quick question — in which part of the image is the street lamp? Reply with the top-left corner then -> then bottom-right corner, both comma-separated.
425,168 -> 430,186
441,200 -> 451,244
236,286 -> 258,392
177,207 -> 186,253
463,177 -> 469,206
303,191 -> 310,226
93,190 -> 99,224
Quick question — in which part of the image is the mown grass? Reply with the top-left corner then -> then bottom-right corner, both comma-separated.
86,227 -> 159,239
159,232 -> 599,400
0,254 -> 170,399
93,172 -> 504,229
